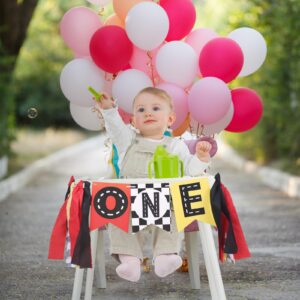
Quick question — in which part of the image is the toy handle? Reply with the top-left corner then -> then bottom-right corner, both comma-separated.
148,160 -> 154,178
179,160 -> 184,177
88,86 -> 102,101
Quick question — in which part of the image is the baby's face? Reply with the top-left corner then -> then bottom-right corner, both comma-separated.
132,93 -> 175,138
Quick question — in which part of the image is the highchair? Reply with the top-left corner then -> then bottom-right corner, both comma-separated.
71,146 -> 226,300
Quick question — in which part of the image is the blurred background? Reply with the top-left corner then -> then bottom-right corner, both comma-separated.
1,0 -> 300,177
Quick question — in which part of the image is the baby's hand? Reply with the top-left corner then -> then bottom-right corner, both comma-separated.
196,141 -> 212,162
94,92 -> 115,110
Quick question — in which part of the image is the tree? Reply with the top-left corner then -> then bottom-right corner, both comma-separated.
0,0 -> 39,156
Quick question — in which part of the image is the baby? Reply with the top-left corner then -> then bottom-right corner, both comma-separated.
98,87 -> 212,282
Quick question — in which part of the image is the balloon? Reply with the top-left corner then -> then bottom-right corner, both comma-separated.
188,77 -> 232,125
199,37 -> 244,83
157,82 -> 189,130
89,26 -> 133,74
104,13 -> 125,28
228,27 -> 267,77
160,0 -> 196,41
226,87 -> 263,132
60,7 -> 102,57
185,28 -> 218,74
202,103 -> 234,135
112,69 -> 153,113
184,136 -> 218,157
87,0 -> 111,5
156,41 -> 198,88
60,58 -> 104,107
125,2 -> 169,50
118,108 -> 132,124
113,0 -> 150,21
70,103 -> 104,131
172,114 -> 190,137
129,46 -> 161,80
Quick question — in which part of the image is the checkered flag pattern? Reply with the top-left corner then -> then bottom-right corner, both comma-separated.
130,183 -> 171,233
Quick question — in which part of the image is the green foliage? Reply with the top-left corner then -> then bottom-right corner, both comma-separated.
14,0 -> 113,128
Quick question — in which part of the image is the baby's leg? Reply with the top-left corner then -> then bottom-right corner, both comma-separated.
152,219 -> 184,277
108,224 -> 144,282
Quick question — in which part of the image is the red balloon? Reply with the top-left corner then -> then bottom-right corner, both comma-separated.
199,37 -> 244,83
225,87 -> 263,132
118,108 -> 132,124
160,0 -> 196,41
90,25 -> 133,73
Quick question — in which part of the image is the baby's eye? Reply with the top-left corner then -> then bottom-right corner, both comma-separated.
153,106 -> 160,111
137,107 -> 145,113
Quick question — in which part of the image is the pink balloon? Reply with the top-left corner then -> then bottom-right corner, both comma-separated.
199,37 -> 244,83
118,108 -> 132,124
60,7 -> 102,57
160,0 -> 196,41
188,77 -> 232,125
185,28 -> 218,75
129,46 -> 161,80
157,82 -> 189,130
89,26 -> 133,73
226,87 -> 263,132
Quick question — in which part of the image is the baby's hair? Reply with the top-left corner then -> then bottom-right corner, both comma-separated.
133,87 -> 174,110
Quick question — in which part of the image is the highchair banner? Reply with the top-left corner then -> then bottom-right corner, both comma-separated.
48,174 -> 251,267
90,176 -> 216,233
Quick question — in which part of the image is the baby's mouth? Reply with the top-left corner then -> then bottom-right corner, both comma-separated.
144,119 -> 156,124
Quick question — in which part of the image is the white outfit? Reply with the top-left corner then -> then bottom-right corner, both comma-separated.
101,107 -> 209,260
101,107 -> 210,178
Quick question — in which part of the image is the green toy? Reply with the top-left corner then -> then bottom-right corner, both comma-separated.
88,86 -> 103,102
148,145 -> 184,179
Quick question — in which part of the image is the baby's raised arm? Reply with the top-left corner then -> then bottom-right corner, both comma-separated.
96,94 -> 135,154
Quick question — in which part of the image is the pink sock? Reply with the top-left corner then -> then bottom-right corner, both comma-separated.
116,254 -> 141,282
154,254 -> 182,278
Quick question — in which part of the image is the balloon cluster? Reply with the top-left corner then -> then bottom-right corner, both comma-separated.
59,0 -> 266,134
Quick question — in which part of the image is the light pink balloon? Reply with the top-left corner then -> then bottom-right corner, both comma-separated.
202,102 -> 234,135
60,7 -> 102,57
185,28 -> 218,75
157,82 -> 189,130
129,46 -> 161,81
188,77 -> 232,125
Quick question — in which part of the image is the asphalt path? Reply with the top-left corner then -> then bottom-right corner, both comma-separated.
0,135 -> 299,299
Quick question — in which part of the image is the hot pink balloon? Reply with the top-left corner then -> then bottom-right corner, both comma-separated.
89,26 -> 133,74
129,46 -> 161,80
199,37 -> 244,83
60,7 -> 102,57
188,77 -> 232,125
185,28 -> 218,75
118,108 -> 132,124
157,82 -> 189,130
160,0 -> 196,41
225,87 -> 263,132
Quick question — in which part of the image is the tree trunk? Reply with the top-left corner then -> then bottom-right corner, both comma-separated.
0,0 -> 39,156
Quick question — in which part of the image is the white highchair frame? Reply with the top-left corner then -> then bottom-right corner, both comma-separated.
71,222 -> 226,300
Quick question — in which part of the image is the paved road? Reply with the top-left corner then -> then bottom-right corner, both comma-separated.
0,135 -> 299,300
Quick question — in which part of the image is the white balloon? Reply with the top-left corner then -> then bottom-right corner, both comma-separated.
156,41 -> 198,88
228,27 -> 267,77
70,103 -> 104,131
60,58 -> 104,107
86,0 -> 111,6
112,69 -> 153,113
125,2 -> 169,51
202,103 -> 234,135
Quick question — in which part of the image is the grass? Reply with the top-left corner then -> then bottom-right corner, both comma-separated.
7,127 -> 98,177
222,132 -> 300,176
